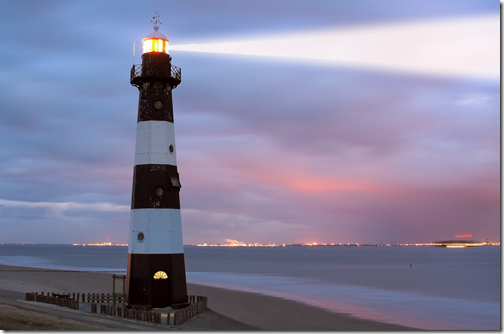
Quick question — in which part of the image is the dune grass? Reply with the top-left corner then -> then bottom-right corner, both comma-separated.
0,303 -> 118,330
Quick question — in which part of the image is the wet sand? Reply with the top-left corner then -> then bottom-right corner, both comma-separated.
0,264 -> 416,330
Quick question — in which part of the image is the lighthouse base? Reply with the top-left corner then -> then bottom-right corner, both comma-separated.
126,253 -> 188,309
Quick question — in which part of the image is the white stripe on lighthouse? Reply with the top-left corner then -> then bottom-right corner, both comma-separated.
129,208 -> 184,254
134,121 -> 177,166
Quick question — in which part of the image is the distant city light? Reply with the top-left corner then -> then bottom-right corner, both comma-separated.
193,241 -> 499,247
72,236 -> 128,247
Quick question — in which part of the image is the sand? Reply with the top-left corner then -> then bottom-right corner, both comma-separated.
0,264 -> 416,330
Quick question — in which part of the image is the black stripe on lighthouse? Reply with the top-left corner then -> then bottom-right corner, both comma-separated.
131,164 -> 181,209
126,46 -> 188,309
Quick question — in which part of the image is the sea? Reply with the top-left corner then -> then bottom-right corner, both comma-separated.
0,244 -> 499,330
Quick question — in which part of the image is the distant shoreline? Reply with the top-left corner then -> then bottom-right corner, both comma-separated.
2,242 -> 499,247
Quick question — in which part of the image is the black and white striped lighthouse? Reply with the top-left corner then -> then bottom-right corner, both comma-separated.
126,16 -> 188,309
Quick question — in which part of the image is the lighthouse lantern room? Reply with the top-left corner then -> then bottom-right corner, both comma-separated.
142,26 -> 170,54
126,14 -> 188,309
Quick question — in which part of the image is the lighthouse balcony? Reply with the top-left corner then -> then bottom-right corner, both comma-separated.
130,64 -> 182,88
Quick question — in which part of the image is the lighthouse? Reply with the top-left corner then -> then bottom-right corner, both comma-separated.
126,15 -> 188,309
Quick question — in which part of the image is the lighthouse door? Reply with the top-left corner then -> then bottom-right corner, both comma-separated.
152,271 -> 171,308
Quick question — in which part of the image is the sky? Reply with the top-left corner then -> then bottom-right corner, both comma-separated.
0,0 -> 500,245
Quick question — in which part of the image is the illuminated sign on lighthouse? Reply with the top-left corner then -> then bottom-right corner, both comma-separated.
126,14 -> 188,309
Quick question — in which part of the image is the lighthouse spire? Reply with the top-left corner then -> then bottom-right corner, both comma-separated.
151,12 -> 162,31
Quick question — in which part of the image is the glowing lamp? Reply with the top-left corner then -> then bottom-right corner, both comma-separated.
142,25 -> 170,54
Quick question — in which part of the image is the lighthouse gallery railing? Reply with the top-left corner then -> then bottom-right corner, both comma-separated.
130,64 -> 181,88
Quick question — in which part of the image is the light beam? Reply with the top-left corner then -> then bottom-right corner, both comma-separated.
171,14 -> 499,79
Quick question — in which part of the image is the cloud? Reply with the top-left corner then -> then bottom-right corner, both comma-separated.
0,1 -> 499,244
0,199 -> 129,214
175,64 -> 499,244
455,92 -> 492,106
181,208 -> 303,244
0,199 -> 130,244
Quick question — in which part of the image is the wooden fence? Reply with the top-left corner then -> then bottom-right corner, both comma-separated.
91,304 -> 161,324
92,295 -> 208,325
25,292 -> 123,303
26,292 -> 207,326
173,296 -> 208,325
25,292 -> 79,310
85,293 -> 123,303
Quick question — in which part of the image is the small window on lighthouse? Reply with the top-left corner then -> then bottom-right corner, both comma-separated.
153,271 -> 168,279
155,187 -> 164,196
137,232 -> 145,242
170,178 -> 181,188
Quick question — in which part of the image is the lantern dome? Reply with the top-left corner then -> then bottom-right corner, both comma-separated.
142,25 -> 170,54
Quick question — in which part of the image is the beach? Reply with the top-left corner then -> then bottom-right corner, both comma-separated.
0,263 -> 416,330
